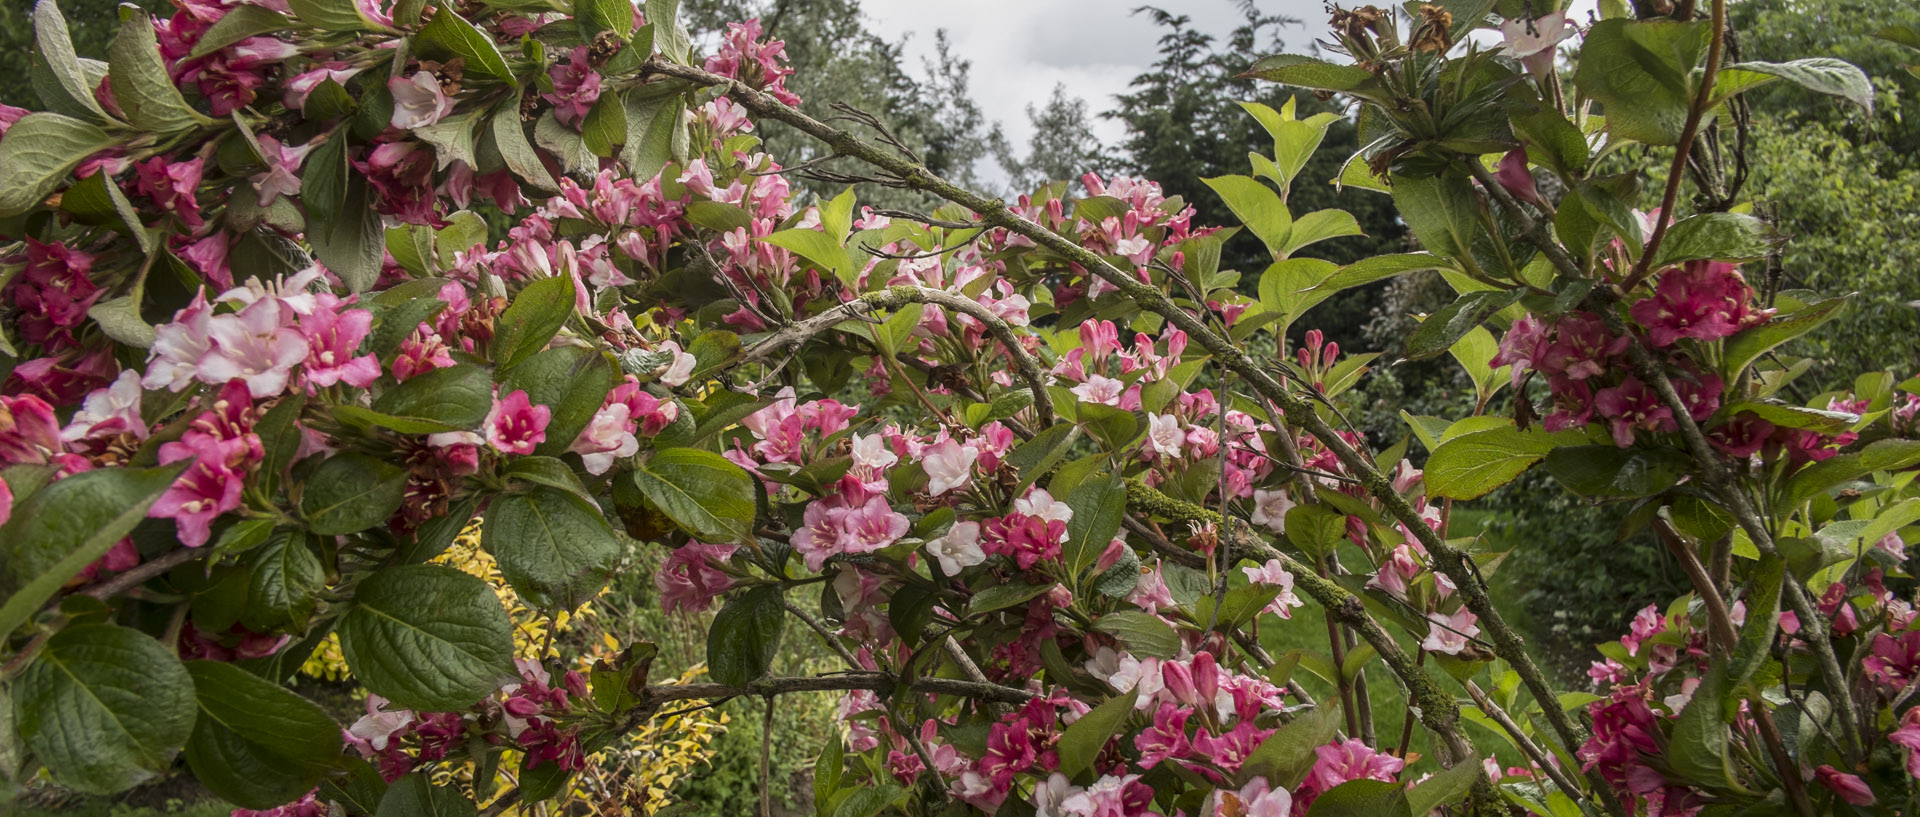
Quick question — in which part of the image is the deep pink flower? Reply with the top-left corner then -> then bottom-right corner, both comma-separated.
485,390 -> 550,455
1864,630 -> 1920,692
133,156 -> 206,231
982,512 -> 1066,569
1594,376 -> 1675,446
544,47 -> 602,127
1630,261 -> 1768,347
299,304 -> 380,389
392,329 -> 456,382
354,141 -> 441,226
1538,312 -> 1626,380
1814,766 -> 1875,806
703,19 -> 801,106
9,349 -> 116,405
655,543 -> 737,613
8,239 -> 101,350
1889,708 -> 1920,779
0,393 -> 64,465
1709,412 -> 1774,458
152,432 -> 247,547
1496,148 -> 1544,206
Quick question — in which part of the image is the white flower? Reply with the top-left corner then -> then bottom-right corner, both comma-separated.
198,298 -> 310,400
1070,374 -> 1125,406
1500,12 -> 1573,76
1422,608 -> 1481,655
850,433 -> 898,471
1084,646 -> 1146,694
922,438 -> 978,496
658,341 -> 696,387
1015,487 -> 1073,524
926,521 -> 985,576
389,72 -> 455,130
62,370 -> 146,442
1250,488 -> 1295,534
1032,773 -> 1083,817
1147,412 -> 1184,458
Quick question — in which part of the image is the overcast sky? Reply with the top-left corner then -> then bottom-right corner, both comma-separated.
857,0 -> 1600,163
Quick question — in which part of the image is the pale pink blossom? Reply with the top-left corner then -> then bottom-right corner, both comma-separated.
1422,608 -> 1481,655
1250,488 -> 1294,534
1071,374 -> 1125,406
571,403 -> 639,474
923,438 -> 978,495
199,299 -> 310,399
1147,412 -> 1184,458
1241,559 -> 1305,619
61,370 -> 147,442
388,72 -> 454,130
926,521 -> 985,575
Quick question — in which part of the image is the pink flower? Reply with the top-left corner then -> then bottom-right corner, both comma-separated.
1889,708 -> 1920,779
1147,413 -> 1184,458
388,72 -> 454,130
8,239 -> 101,350
1071,374 -> 1125,406
282,63 -> 362,111
544,47 -> 602,127
923,438 -> 978,495
249,135 -> 310,206
655,543 -> 737,614
145,292 -> 217,392
836,494 -> 910,556
1058,774 -> 1153,817
152,432 -> 246,547
201,298 -> 310,399
983,512 -> 1066,569
1814,765 -> 1876,806
1495,149 -> 1544,207
571,403 -> 639,474
485,390 -> 550,455
1629,261 -> 1767,347
0,393 -> 66,465
1594,376 -> 1675,447
1297,739 -> 1404,811
299,304 -> 379,389
1422,607 -> 1481,655
1242,560 -> 1305,619
1538,312 -> 1626,380
702,19 -> 801,106
1864,630 -> 1920,691
392,330 -> 456,381
1213,777 -> 1293,817
0,477 -> 10,527
133,156 -> 206,231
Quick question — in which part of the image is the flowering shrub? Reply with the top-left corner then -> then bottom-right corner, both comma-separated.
0,0 -> 1915,816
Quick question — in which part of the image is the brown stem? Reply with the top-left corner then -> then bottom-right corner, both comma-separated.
1464,681 -> 1584,798
1620,0 -> 1730,292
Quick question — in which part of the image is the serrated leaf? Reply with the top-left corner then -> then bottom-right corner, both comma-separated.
1056,687 -> 1138,779
1427,427 -> 1586,499
632,448 -> 756,543
483,488 -> 618,610
110,12 -> 214,133
0,465 -> 184,637
339,565 -> 517,711
13,624 -> 197,794
1090,611 -> 1180,659
707,585 -> 784,688
183,661 -> 342,809
0,113 -> 118,218
299,453 -> 408,535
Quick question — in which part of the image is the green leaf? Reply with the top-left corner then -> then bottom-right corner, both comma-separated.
1723,401 -> 1858,434
31,0 -> 111,121
1405,755 -> 1482,816
375,773 -> 477,817
1715,58 -> 1872,111
13,624 -> 197,794
190,5 -> 292,57
502,456 -> 593,502
59,167 -> 152,252
1403,290 -> 1523,362
1427,427 -> 1587,499
1238,98 -> 1341,192
493,104 -> 560,193
685,200 -> 754,233
110,12 -> 214,133
308,173 -> 384,293
1722,296 -> 1846,378
414,108 -> 482,171
1091,611 -> 1180,659
369,363 -> 493,430
1667,663 -> 1738,790
300,453 -> 408,535
633,448 -> 757,544
1283,209 -> 1363,256
490,275 -> 577,372
576,0 -> 634,38
417,7 -> 512,80
0,465 -> 184,637
287,0 -> 385,31
1306,779 -> 1414,817
621,93 -> 684,183
1062,473 -> 1126,578
645,0 -> 691,61
1241,54 -> 1382,98
1203,175 -> 1291,258
813,731 -> 844,815
1649,213 -> 1770,269
339,565 -> 517,711
707,585 -> 785,688
1574,19 -> 1712,145
242,532 -> 324,632
761,228 -> 849,283
0,113 -> 118,218
830,784 -> 905,817
1784,440 -> 1920,508
1241,700 -> 1342,788
183,661 -> 342,809
1284,503 -> 1347,560
1056,687 -> 1139,779
969,582 -> 1052,614
483,488 -> 618,610
1543,445 -> 1692,498
1391,169 -> 1479,258
581,93 -> 629,158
